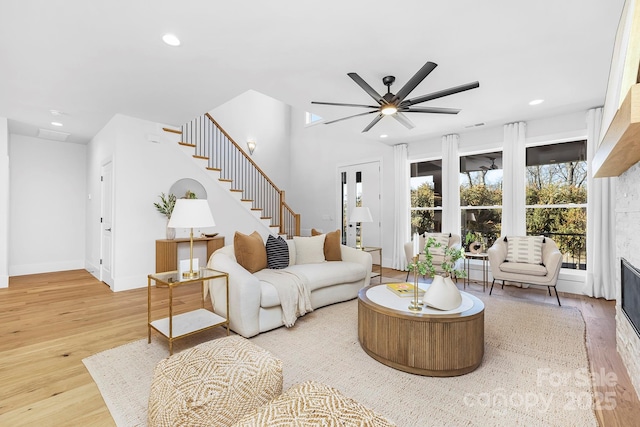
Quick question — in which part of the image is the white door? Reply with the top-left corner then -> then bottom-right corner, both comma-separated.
100,161 -> 114,288
338,161 -> 381,249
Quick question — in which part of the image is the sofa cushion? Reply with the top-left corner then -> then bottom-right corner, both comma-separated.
506,235 -> 544,264
499,261 -> 548,277
266,235 -> 289,269
286,262 -> 366,292
425,233 -> 450,256
234,231 -> 267,273
294,235 -> 326,264
311,228 -> 342,261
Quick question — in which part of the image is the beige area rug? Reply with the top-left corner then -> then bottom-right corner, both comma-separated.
83,293 -> 598,427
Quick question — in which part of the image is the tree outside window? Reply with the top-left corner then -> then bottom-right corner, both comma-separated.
410,160 -> 442,234
526,140 -> 587,269
460,152 -> 503,247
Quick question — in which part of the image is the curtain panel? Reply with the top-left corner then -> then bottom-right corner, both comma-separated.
441,134 -> 460,234
502,122 -> 527,236
392,143 -> 410,271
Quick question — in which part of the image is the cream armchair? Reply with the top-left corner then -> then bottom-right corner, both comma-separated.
404,233 -> 462,280
487,236 -> 563,305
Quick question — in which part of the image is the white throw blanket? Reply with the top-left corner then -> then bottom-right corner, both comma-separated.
254,269 -> 313,327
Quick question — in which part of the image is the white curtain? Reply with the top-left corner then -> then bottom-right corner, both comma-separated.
585,107 -> 616,299
502,122 -> 527,236
392,143 -> 410,271
441,134 -> 460,234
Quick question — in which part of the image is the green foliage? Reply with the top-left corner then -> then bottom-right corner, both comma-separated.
407,237 -> 466,279
411,182 -> 437,234
154,192 -> 176,218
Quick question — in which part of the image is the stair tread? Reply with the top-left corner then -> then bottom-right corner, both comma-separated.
207,167 -> 222,171
163,127 -> 182,134
193,155 -> 208,160
219,178 -> 232,182
178,142 -> 195,147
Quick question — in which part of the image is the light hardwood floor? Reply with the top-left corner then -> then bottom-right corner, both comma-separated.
1,269 -> 639,426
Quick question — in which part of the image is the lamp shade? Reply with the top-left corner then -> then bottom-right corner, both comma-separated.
350,206 -> 373,223
167,199 -> 215,228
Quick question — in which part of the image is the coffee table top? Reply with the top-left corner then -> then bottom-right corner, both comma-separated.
360,283 -> 484,318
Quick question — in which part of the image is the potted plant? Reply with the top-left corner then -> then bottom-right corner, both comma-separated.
465,231 -> 484,253
420,237 -> 466,310
154,192 -> 177,239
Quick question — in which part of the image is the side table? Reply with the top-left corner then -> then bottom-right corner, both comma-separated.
464,252 -> 489,292
148,268 -> 229,354
363,246 -> 382,284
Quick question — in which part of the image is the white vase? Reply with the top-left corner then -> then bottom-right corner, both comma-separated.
166,219 -> 176,240
423,275 -> 462,310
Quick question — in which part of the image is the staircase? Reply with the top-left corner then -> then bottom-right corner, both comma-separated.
163,113 -> 300,238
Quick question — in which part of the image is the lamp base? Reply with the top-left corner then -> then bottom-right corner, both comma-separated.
181,270 -> 199,279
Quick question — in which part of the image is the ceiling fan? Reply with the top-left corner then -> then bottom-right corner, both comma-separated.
480,157 -> 498,171
311,61 -> 479,133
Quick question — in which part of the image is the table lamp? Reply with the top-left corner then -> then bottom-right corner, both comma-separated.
350,206 -> 373,250
167,199 -> 216,278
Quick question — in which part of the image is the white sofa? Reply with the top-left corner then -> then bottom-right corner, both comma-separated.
207,240 -> 372,338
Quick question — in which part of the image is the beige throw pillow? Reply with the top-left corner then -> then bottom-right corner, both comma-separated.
294,235 -> 326,264
425,233 -> 450,256
506,235 -> 544,264
234,231 -> 267,273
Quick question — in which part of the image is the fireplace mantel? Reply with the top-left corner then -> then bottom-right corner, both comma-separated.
593,84 -> 640,177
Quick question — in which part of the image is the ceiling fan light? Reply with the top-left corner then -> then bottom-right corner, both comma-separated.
381,105 -> 397,115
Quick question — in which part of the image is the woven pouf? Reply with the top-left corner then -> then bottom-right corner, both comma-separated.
148,335 -> 283,427
232,380 -> 397,427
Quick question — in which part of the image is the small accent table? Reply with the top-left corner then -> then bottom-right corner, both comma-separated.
363,246 -> 382,284
148,268 -> 229,355
464,252 -> 489,292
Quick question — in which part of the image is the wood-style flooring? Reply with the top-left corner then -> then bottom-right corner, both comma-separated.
0,269 -> 639,426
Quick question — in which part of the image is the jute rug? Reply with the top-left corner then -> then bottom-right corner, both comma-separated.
83,293 -> 597,427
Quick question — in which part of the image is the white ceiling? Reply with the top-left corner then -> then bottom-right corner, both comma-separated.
0,0 -> 626,145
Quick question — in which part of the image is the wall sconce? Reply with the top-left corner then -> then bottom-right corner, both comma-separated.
247,139 -> 256,155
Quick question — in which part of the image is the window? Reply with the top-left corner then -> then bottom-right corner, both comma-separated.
459,152 -> 503,246
410,160 -> 442,234
305,112 -> 323,125
526,140 -> 587,269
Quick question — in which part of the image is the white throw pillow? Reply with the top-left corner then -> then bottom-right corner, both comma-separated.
506,236 -> 544,264
424,233 -> 450,256
294,235 -> 326,264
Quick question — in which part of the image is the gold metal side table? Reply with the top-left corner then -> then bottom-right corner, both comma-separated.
464,252 -> 489,292
148,268 -> 229,355
363,246 -> 382,284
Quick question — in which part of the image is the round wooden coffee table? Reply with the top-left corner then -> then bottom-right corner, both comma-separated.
358,283 -> 484,377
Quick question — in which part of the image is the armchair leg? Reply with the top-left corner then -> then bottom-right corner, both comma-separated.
554,287 -> 561,306
548,287 -> 552,296
490,279 -> 495,295
406,270 -> 409,281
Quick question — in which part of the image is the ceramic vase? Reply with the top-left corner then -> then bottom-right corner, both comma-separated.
423,275 -> 462,310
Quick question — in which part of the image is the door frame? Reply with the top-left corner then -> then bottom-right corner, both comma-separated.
335,157 -> 383,248
100,158 -> 115,289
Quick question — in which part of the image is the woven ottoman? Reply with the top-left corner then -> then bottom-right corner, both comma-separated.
232,381 -> 397,426
148,335 -> 283,427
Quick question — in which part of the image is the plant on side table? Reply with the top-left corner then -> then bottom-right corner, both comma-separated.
154,192 -> 177,240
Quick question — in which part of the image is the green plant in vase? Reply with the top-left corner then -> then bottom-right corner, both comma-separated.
421,237 -> 466,311
154,192 -> 177,239
465,231 -> 484,253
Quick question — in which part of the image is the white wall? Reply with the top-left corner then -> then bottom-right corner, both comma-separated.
86,114 -> 272,292
210,90 -> 292,192
8,134 -> 86,276
0,117 -> 8,287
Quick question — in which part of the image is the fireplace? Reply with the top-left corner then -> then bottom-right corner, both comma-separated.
621,258 -> 640,338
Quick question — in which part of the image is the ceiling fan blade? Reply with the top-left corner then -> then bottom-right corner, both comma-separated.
400,106 -> 461,114
347,73 -> 385,104
362,114 -> 384,132
392,61 -> 437,103
324,110 -> 379,125
311,101 -> 380,109
402,81 -> 480,107
392,112 -> 415,130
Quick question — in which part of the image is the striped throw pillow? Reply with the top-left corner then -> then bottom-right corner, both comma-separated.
266,235 -> 289,269
506,236 -> 544,264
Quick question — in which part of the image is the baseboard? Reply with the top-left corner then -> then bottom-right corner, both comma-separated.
0,275 -> 7,288
9,260 -> 85,277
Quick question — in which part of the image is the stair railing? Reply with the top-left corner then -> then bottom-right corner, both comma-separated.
180,113 -> 300,238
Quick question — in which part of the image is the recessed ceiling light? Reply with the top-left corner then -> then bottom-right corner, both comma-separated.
50,109 -> 64,116
529,99 -> 544,106
380,134 -> 388,138
162,33 -> 181,46
51,121 -> 63,127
